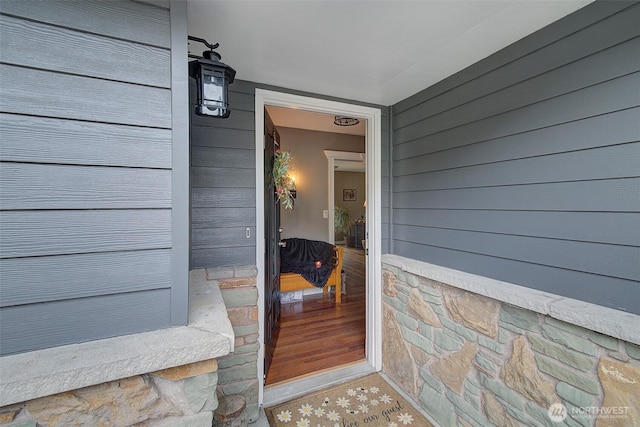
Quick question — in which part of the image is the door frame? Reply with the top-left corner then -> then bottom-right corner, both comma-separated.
255,89 -> 382,403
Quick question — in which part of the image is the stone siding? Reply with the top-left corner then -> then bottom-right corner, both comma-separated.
0,360 -> 220,427
382,262 -> 640,427
207,266 -> 260,423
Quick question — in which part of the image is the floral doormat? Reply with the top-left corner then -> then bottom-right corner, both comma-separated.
265,373 -> 433,427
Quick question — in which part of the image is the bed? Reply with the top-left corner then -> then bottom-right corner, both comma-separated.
280,239 -> 343,303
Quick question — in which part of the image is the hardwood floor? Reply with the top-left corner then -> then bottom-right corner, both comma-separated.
265,246 -> 366,385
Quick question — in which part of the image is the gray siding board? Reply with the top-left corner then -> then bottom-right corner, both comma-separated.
394,108 -> 640,164
191,166 -> 256,188
191,227 -> 256,250
0,14 -> 171,88
393,178 -> 640,212
392,1 -> 637,114
393,143 -> 640,191
0,210 -> 171,259
394,225 -> 639,281
393,241 -> 639,314
192,208 -> 256,229
0,114 -> 172,168
394,210 -> 640,247
0,163 -> 172,210
191,188 -> 256,209
191,247 -> 255,268
0,65 -> 171,128
394,72 -> 640,145
394,9 -> 640,126
394,36 -> 640,134
190,126 -> 255,150
0,249 -> 172,307
0,290 -> 172,356
0,0 -> 171,48
228,90 -> 257,112
190,108 -> 255,131
191,146 -> 255,169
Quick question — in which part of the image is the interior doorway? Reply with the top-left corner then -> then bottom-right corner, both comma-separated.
255,89 -> 382,405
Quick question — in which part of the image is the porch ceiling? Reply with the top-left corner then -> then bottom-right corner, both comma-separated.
187,0 -> 592,106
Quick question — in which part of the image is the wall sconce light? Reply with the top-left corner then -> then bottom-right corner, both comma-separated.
289,174 -> 297,199
188,36 -> 236,118
334,115 -> 360,126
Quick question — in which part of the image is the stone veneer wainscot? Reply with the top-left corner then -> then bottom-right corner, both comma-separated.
381,254 -> 640,427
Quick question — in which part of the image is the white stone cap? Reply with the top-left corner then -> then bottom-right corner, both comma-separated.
0,270 -> 234,407
382,254 -> 640,346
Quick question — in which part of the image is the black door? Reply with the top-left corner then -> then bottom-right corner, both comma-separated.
263,109 -> 281,382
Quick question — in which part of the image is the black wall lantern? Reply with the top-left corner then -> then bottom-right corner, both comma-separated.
188,36 -> 236,118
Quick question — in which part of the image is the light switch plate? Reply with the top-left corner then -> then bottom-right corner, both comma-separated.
322,210 -> 329,218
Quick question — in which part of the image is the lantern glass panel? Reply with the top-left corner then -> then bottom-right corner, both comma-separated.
198,68 -> 229,117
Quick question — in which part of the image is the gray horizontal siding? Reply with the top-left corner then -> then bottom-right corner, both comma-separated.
394,108 -> 639,164
394,241 -> 639,314
390,2 -> 640,314
192,188 -> 256,208
0,64 -> 171,128
394,225 -> 639,281
0,289 -> 172,356
394,72 -> 639,145
393,179 -> 640,212
393,1 -> 635,115
1,163 -> 171,210
0,0 -> 177,355
190,80 -> 390,268
1,250 -> 172,306
393,210 -> 640,247
0,0 -> 171,48
189,83 -> 267,268
0,14 -> 170,88
0,210 -> 171,258
394,143 -> 639,191
0,114 -> 172,168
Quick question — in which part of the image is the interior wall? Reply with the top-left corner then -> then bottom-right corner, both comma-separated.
277,127 -> 365,243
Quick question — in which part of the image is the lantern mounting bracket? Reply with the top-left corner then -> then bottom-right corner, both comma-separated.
188,36 -> 223,61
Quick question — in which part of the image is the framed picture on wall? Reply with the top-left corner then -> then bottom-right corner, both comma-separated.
343,189 -> 357,201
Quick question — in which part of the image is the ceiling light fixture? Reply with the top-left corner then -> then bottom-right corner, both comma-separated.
334,116 -> 360,126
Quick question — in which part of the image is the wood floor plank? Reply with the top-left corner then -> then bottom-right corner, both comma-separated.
265,246 -> 366,385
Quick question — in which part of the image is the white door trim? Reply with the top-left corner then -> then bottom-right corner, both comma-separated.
255,89 -> 382,404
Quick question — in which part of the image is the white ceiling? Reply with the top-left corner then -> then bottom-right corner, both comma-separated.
187,0 -> 592,107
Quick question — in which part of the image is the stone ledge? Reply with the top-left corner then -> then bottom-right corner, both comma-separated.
382,254 -> 640,346
0,270 -> 234,407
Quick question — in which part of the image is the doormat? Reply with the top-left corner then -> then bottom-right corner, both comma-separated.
265,373 -> 433,427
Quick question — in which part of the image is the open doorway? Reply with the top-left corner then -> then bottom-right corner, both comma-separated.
264,108 -> 367,385
255,89 -> 382,405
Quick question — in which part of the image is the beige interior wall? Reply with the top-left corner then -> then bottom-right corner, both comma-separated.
277,127 -> 364,242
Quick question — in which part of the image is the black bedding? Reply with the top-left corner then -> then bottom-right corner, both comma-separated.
280,238 -> 335,288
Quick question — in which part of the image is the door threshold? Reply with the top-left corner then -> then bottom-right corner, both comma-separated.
262,360 -> 376,406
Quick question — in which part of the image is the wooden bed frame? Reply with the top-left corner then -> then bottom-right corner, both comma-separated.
280,246 -> 344,303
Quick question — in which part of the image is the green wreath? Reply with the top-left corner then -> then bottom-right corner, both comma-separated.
273,150 -> 296,209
